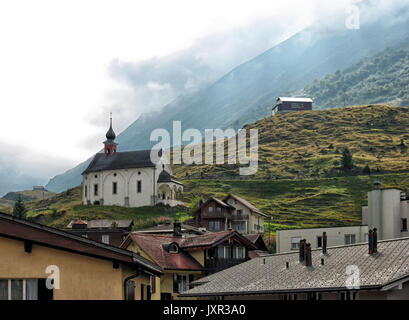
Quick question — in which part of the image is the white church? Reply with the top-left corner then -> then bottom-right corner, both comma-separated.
81,116 -> 183,208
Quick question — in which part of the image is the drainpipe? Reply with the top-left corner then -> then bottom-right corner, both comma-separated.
123,270 -> 140,300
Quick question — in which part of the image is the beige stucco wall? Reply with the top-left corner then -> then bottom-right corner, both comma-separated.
225,196 -> 264,234
0,236 -> 150,300
276,225 -> 368,253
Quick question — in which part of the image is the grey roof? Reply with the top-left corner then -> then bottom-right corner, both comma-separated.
180,237 -> 409,297
134,223 -> 206,235
276,97 -> 313,103
82,149 -> 161,174
67,219 -> 133,229
157,170 -> 183,185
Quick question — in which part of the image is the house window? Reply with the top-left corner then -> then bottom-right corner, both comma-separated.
237,209 -> 242,216
345,234 -> 356,245
126,281 -> 135,300
402,218 -> 408,232
209,220 -> 221,231
217,246 -> 231,259
0,279 -> 43,300
84,186 -> 87,198
317,236 -> 322,248
102,235 -> 110,244
112,182 -> 117,195
233,247 -> 245,259
137,181 -> 142,193
94,184 -> 98,196
234,221 -> 246,233
150,276 -> 156,294
208,206 -> 213,213
216,207 -> 222,213
169,243 -> 179,253
291,237 -> 301,250
228,198 -> 235,205
176,275 -> 190,293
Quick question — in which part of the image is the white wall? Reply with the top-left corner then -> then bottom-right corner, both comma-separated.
276,225 -> 368,253
82,153 -> 177,208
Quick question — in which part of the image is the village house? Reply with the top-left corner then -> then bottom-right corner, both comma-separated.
181,234 -> 409,300
276,181 -> 409,253
65,219 -> 134,246
272,97 -> 313,115
193,194 -> 267,234
82,115 -> 183,208
0,212 -> 162,300
121,221 -> 258,300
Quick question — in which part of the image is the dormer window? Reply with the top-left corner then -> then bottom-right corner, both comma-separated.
169,243 -> 179,253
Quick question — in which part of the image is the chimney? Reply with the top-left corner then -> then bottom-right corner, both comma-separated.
305,243 -> 312,267
322,232 -> 327,255
373,180 -> 381,190
173,221 -> 182,237
299,239 -> 305,262
368,229 -> 373,254
373,228 -> 378,254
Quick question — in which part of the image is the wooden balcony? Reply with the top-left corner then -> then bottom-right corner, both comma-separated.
200,211 -> 232,219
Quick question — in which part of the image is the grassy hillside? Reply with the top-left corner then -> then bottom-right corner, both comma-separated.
14,105 -> 409,233
174,105 -> 409,179
20,173 -> 409,233
23,187 -> 191,229
0,189 -> 55,208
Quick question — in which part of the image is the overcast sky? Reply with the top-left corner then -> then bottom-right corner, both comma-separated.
0,0 -> 404,183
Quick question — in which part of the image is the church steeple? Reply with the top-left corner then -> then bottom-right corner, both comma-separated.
104,113 -> 118,157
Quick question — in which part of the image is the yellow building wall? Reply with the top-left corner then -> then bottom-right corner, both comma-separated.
0,236 -> 151,300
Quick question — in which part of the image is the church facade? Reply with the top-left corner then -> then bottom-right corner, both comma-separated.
82,117 -> 183,208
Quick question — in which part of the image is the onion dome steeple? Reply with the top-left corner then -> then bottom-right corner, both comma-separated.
103,113 -> 118,157
106,113 -> 116,141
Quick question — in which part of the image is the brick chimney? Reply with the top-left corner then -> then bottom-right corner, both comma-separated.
322,232 -> 327,255
373,228 -> 378,253
299,239 -> 305,262
368,229 -> 373,254
305,243 -> 312,267
173,221 -> 182,237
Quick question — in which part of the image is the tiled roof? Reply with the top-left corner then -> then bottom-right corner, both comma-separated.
128,234 -> 203,271
180,230 -> 257,250
181,238 -> 409,297
0,212 -> 162,276
134,223 -> 206,235
82,150 -> 160,174
223,194 -> 267,217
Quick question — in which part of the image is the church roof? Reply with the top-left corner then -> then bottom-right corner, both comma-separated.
157,170 -> 183,185
82,150 -> 161,174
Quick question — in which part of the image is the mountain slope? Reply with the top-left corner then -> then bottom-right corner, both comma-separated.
301,43 -> 409,108
173,105 -> 409,179
46,15 -> 409,192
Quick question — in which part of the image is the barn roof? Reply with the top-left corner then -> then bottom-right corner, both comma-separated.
277,97 -> 313,103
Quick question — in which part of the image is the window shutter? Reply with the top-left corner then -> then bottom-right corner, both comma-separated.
188,274 -> 194,289
173,274 -> 179,293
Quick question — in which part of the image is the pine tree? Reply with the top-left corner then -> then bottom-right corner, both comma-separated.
13,194 -> 27,219
363,164 -> 371,175
341,147 -> 354,170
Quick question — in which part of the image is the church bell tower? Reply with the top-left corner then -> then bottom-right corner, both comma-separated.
104,113 -> 117,157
